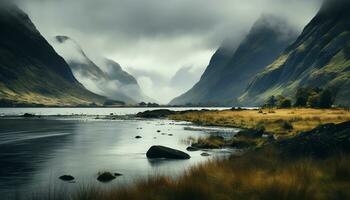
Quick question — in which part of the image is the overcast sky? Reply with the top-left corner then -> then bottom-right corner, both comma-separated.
16,0 -> 322,103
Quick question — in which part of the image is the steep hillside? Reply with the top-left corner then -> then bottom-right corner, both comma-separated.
240,0 -> 350,106
170,15 -> 297,106
0,4 -> 105,106
53,36 -> 151,104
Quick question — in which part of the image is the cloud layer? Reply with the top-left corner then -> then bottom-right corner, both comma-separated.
17,0 -> 322,103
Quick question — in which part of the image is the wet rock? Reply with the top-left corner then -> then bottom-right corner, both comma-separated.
22,113 -> 35,118
168,134 -> 173,136
201,153 -> 210,157
186,146 -> 200,152
114,173 -> 123,177
157,130 -> 161,133
59,175 -> 75,181
97,172 -> 116,182
146,145 -> 190,159
135,136 -> 142,139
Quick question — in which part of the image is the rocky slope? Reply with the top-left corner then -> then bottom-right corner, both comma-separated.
0,4 -> 105,106
170,15 -> 297,106
240,0 -> 350,106
52,36 -> 151,104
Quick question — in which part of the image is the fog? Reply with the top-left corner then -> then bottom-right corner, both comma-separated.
15,0 -> 322,103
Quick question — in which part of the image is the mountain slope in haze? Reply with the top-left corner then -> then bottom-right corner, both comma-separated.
52,36 -> 152,104
240,0 -> 350,106
0,4 -> 105,106
170,15 -> 298,106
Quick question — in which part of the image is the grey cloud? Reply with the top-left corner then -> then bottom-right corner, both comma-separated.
15,0 -> 322,103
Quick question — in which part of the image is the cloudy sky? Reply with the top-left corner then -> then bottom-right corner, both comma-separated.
17,0 -> 321,103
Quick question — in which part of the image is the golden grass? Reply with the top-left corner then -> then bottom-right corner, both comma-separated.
67,149 -> 350,200
170,108 -> 350,137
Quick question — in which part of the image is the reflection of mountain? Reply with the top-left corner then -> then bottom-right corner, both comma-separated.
0,5 -> 105,106
170,15 -> 298,106
52,36 -> 152,104
240,0 -> 350,106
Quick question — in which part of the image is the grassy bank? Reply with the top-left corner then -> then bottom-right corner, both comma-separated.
37,148 -> 350,200
170,108 -> 350,137
31,109 -> 350,200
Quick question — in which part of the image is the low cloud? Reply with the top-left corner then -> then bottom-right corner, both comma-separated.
16,0 -> 322,103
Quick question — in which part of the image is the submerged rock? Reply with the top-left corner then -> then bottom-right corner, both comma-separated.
201,153 -> 210,157
59,175 -> 75,181
114,173 -> 123,177
135,136 -> 142,139
146,145 -> 190,159
97,172 -> 116,182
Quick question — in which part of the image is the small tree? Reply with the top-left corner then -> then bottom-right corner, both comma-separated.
307,93 -> 321,108
279,98 -> 292,108
266,96 -> 277,108
294,88 -> 310,107
319,89 -> 334,108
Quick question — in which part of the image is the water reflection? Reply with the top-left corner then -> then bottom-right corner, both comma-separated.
0,117 -> 238,199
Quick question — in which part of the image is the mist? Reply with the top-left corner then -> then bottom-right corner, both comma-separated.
15,0 -> 322,103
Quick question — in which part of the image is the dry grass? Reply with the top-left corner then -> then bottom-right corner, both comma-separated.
170,108 -> 350,137
65,149 -> 350,200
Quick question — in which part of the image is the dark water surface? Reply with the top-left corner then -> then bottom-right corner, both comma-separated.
0,108 -> 238,199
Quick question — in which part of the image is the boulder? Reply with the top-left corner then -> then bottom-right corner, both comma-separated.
22,113 -> 35,118
59,175 -> 75,181
97,172 -> 116,182
146,145 -> 190,159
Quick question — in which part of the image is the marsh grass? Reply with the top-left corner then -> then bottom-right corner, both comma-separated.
31,149 -> 350,200
170,108 -> 350,137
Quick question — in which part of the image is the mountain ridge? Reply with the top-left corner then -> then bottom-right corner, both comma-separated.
239,0 -> 350,106
170,15 -> 298,106
0,4 -> 105,106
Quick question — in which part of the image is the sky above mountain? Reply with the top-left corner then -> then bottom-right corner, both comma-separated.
15,0 -> 322,103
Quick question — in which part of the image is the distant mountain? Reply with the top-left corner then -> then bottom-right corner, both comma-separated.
170,15 -> 298,106
52,35 -> 152,104
240,0 -> 350,106
0,4 -> 105,106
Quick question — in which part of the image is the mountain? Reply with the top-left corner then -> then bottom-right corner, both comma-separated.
52,36 -> 151,104
240,0 -> 350,106
0,4 -> 105,106
170,15 -> 298,106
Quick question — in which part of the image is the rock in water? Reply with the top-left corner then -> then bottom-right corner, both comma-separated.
135,136 -> 142,139
59,175 -> 75,181
186,146 -> 200,152
146,146 -> 190,159
201,153 -> 210,157
97,172 -> 116,182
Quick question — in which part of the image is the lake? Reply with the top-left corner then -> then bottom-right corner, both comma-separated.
0,107 -> 239,199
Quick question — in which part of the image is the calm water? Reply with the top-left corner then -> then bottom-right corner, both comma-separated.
0,107 -> 238,199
